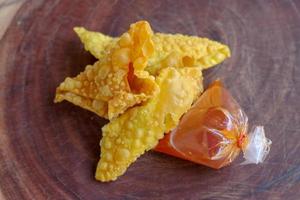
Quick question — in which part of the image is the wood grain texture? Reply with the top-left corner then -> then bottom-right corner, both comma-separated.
0,0 -> 300,199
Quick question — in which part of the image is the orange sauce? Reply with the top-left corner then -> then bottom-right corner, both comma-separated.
155,80 -> 248,169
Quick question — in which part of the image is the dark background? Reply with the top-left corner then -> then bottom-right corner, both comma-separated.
0,0 -> 299,199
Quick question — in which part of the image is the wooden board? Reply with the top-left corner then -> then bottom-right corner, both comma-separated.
0,0 -> 300,199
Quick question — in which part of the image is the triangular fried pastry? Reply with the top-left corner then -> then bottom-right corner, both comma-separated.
96,67 -> 203,181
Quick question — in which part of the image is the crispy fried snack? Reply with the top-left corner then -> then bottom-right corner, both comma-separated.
74,27 -> 115,59
54,65 -> 108,118
55,20 -> 233,182
96,67 -> 203,181
55,21 -> 230,120
74,27 -> 230,75
55,21 -> 158,119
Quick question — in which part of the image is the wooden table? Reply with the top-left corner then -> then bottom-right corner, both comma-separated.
1,1 -> 300,199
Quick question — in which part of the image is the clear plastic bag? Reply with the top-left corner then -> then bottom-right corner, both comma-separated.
155,80 -> 272,169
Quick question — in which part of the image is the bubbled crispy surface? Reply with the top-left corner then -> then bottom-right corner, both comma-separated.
148,33 -> 231,75
55,21 -> 158,120
54,62 -> 109,118
93,21 -> 158,119
95,67 -> 203,182
54,20 -> 229,182
74,28 -> 230,75
74,27 -> 115,59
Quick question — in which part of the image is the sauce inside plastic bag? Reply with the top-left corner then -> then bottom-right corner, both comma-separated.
155,80 -> 271,169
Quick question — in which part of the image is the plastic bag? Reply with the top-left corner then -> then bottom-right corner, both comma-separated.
154,80 -> 271,169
